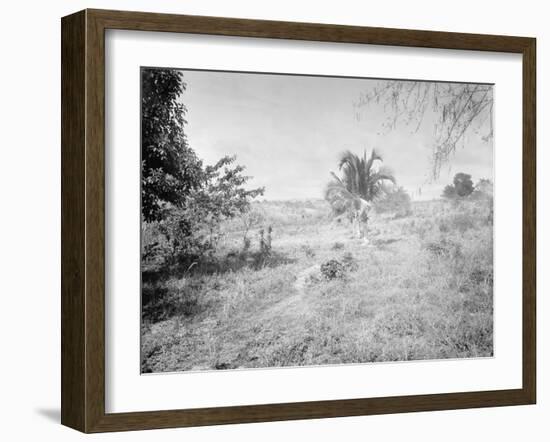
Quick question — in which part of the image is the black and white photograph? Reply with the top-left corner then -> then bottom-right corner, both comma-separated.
140,67 -> 494,374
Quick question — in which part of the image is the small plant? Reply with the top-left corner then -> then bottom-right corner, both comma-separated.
331,242 -> 344,250
243,236 -> 251,252
320,259 -> 346,280
342,252 -> 359,272
438,219 -> 450,233
301,244 -> 316,258
425,238 -> 462,259
449,213 -> 475,233
487,205 -> 494,225
258,225 -> 273,263
241,208 -> 265,252
392,210 -> 412,220
469,268 -> 493,286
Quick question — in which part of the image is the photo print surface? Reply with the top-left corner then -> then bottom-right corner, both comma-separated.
140,68 -> 494,374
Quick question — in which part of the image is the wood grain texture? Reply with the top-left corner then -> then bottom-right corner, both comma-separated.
522,38 -> 536,404
85,9 -> 107,433
61,9 -> 537,433
61,10 -> 86,432
89,8 -> 533,53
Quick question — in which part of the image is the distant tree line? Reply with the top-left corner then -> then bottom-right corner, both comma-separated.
442,173 -> 493,200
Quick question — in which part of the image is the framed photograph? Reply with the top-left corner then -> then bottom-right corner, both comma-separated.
61,9 -> 536,433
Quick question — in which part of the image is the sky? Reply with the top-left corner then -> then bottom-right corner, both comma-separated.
178,69 -> 493,201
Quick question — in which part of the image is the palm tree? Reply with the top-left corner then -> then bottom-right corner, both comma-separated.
325,149 -> 395,239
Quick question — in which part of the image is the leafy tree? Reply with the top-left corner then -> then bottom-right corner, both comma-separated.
472,178 -> 493,198
453,173 -> 474,197
190,155 -> 264,247
325,149 -> 395,239
442,184 -> 457,200
141,68 -> 264,263
328,149 -> 396,204
355,82 -> 493,179
141,68 -> 203,222
442,173 -> 474,199
160,156 -> 264,261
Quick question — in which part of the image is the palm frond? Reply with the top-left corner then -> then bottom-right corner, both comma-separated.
325,174 -> 361,215
365,149 -> 383,175
370,167 -> 396,185
327,148 -> 396,211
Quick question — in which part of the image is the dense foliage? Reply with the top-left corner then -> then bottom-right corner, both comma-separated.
141,68 -> 264,264
141,68 -> 203,222
471,178 -> 494,200
159,156 -> 264,261
442,173 -> 474,199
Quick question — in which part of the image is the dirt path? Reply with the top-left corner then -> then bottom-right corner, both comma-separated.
256,264 -> 321,321
294,264 -> 321,295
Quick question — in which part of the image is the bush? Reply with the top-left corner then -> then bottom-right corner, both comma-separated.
374,186 -> 412,216
451,213 -> 475,233
438,219 -> 450,234
424,238 -> 462,259
319,254 -> 358,281
301,245 -> 316,258
342,252 -> 359,272
259,226 -> 273,255
256,226 -> 273,266
142,279 -> 203,323
470,178 -> 493,201
320,259 -> 346,280
243,236 -> 251,252
141,225 -> 174,270
157,207 -> 214,264
331,242 -> 344,250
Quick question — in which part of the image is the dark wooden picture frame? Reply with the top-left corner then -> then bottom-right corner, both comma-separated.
61,9 -> 536,433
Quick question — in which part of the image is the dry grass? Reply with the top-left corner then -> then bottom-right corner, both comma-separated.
141,198 -> 493,373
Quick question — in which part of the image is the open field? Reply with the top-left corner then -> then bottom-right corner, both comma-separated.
141,198 -> 493,373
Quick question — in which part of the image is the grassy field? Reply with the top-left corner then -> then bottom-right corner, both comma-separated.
141,198 -> 493,373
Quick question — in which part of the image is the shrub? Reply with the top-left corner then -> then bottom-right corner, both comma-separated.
487,205 -> 493,225
141,229 -> 173,270
424,238 -> 462,259
259,226 -> 273,255
469,268 -> 493,286
142,279 -> 203,323
438,219 -> 450,233
320,259 -> 346,280
442,184 -> 458,200
342,252 -> 359,272
374,186 -> 412,216
256,226 -> 273,266
442,173 -> 474,199
470,178 -> 493,201
449,213 -> 475,233
438,213 -> 476,234
157,207 -> 214,264
331,242 -> 344,250
301,245 -> 316,258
